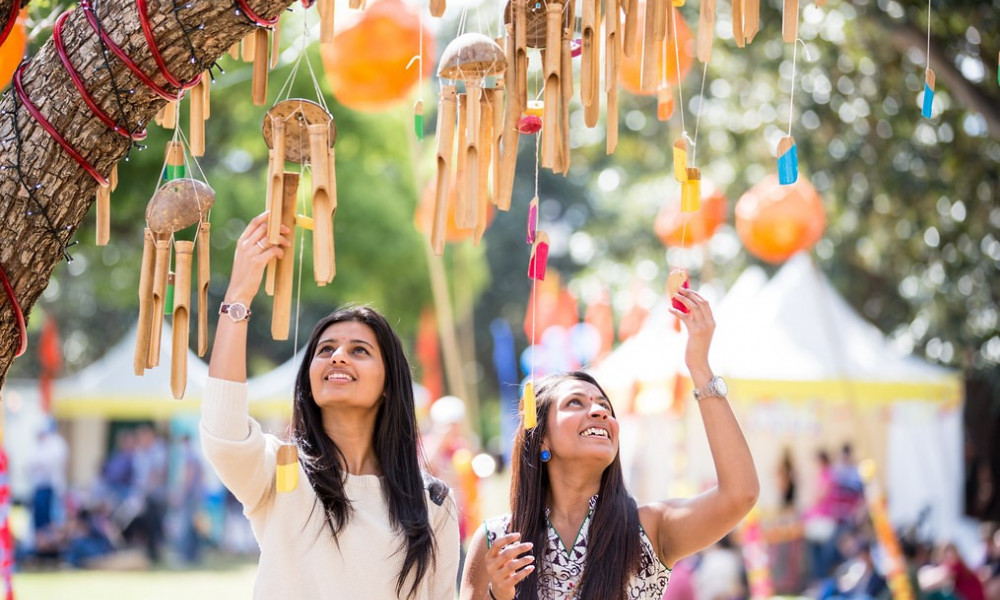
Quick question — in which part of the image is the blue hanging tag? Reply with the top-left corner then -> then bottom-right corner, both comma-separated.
922,68 -> 935,119
777,135 -> 798,185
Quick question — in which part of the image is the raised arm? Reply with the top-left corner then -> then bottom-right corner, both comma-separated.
645,286 -> 759,567
460,526 -> 534,600
208,212 -> 288,382
200,213 -> 290,511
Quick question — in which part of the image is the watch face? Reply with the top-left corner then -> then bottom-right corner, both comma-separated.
714,377 -> 728,396
228,303 -> 248,321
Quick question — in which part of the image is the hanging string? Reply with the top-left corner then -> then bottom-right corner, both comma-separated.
691,60 -> 709,166
925,0 -> 931,71
786,38 -> 809,135
671,8 -> 687,137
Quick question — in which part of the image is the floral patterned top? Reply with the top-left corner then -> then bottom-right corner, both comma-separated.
484,495 -> 671,600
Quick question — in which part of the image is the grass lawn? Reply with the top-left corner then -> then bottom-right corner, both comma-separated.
13,554 -> 257,600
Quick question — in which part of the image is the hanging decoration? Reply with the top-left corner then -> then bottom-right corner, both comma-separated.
618,4 -> 693,96
731,0 -> 760,48
777,39 -> 809,185
135,135 -> 215,399
921,0 -> 935,119
321,0 -> 434,111
430,33 -> 507,255
735,173 -> 825,264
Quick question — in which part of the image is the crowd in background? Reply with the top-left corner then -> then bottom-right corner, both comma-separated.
14,418 -> 1000,600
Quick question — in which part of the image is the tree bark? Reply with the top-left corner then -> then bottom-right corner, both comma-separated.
0,0 -> 294,385
0,1 -> 24,41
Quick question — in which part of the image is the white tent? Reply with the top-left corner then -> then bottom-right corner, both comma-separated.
593,253 -> 968,545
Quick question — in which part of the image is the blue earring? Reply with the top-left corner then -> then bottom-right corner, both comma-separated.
540,449 -> 551,462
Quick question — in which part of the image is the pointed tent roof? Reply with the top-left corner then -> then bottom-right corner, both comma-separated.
710,252 -> 960,404
53,322 -> 210,419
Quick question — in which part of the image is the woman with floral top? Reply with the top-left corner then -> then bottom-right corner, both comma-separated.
460,287 -> 759,600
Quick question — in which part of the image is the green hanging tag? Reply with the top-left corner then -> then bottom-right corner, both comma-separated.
164,272 -> 175,315
413,100 -> 424,141
163,164 -> 186,181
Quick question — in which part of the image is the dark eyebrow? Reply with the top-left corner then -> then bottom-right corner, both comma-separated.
317,338 -> 375,348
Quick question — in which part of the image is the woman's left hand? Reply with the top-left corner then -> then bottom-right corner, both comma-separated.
668,287 -> 715,375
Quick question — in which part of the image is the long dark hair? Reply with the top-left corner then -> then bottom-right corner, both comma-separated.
292,305 -> 436,598
509,371 -> 641,600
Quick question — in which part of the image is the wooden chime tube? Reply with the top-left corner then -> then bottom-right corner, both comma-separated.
640,0 -> 659,93
581,0 -> 601,128
267,120 -> 287,246
309,124 -> 335,285
514,0 -> 528,109
745,0 -> 760,43
190,79 -> 206,157
432,85 -> 457,254
623,0 -> 639,57
325,145 -> 337,284
197,222 -> 210,357
271,21 -> 281,69
149,236 -> 171,368
252,28 -> 269,106
241,31 -> 256,62
348,0 -> 363,9
560,20 -> 574,174
202,71 -> 211,119
698,0 -> 716,63
491,87 -> 504,206
161,100 -> 178,130
319,0 -> 335,44
782,0 -> 798,43
272,173 -> 300,340
229,41 -> 240,60
96,186 -> 111,247
134,228 -> 156,375
475,92 -> 492,243
652,0 -> 668,41
454,93 -> 468,231
171,240 -> 194,399
542,1 -> 563,170
459,86 -> 481,230
607,0 -> 621,154
732,0 -> 745,48
497,25 -> 520,212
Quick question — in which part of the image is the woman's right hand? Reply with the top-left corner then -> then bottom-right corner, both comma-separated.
485,532 -> 535,600
225,212 -> 291,305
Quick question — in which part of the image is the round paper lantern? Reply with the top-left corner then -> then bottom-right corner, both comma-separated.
322,0 -> 434,111
735,174 -> 826,263
619,6 -> 694,96
0,10 -> 28,90
415,178 -> 495,242
655,184 -> 727,247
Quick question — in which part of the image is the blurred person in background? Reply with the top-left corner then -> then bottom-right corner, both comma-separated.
28,421 -> 68,546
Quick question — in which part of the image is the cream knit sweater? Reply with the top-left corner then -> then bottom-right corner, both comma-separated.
200,377 -> 460,600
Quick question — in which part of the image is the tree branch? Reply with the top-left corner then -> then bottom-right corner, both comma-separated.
0,0 -> 295,383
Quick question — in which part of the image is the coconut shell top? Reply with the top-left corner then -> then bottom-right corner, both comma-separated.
146,178 -> 215,235
262,98 -> 336,164
504,0 -> 573,49
437,33 -> 507,81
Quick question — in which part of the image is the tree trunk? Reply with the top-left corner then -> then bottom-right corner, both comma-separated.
0,1 -> 24,41
0,0 -> 294,385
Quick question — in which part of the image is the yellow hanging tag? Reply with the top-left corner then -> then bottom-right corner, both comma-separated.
672,139 -> 688,182
523,381 -> 537,429
681,167 -> 701,212
295,214 -> 315,230
276,444 -> 298,493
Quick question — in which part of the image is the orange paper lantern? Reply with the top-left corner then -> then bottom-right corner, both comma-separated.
415,178 -> 495,243
619,6 -> 694,96
735,174 -> 826,263
0,10 -> 28,91
322,0 -> 434,111
655,185 -> 727,247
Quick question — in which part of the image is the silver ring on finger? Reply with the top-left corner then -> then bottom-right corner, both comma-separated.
256,240 -> 267,250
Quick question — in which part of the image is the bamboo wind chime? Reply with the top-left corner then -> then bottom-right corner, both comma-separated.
430,33 -> 508,255
134,141 -> 215,399
261,99 -> 338,339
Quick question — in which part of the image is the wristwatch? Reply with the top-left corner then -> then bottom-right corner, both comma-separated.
693,376 -> 728,400
219,302 -> 251,323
